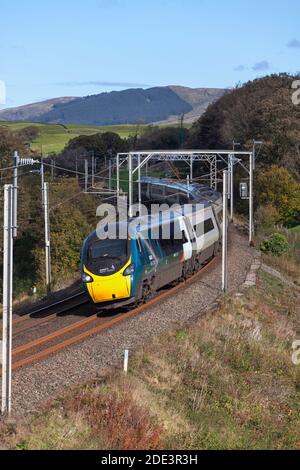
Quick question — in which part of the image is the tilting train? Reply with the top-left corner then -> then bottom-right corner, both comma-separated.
139,176 -> 221,206
81,178 -> 223,309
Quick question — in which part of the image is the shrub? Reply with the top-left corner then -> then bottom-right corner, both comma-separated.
260,233 -> 290,256
255,204 -> 280,231
64,386 -> 164,450
256,166 -> 300,227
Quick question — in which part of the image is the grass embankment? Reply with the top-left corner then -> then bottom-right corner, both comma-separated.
1,269 -> 299,450
258,225 -> 300,284
0,122 -> 145,154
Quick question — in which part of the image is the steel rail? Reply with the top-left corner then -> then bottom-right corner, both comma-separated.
12,301 -> 90,338
3,291 -> 87,329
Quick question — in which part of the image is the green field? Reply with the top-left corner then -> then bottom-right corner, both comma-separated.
0,120 -> 192,155
0,121 -> 147,155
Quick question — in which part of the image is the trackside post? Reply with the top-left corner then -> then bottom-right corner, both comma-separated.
222,171 -> 228,292
1,184 -> 13,415
43,182 -> 52,296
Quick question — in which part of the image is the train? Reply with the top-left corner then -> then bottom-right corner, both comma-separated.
81,178 -> 223,309
139,176 -> 221,206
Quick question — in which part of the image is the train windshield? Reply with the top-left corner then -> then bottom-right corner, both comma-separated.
85,239 -> 130,276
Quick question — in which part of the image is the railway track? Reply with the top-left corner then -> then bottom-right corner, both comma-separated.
5,256 -> 219,372
11,291 -> 90,337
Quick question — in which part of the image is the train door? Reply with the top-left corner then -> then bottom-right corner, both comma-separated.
191,207 -> 218,260
204,208 -> 219,247
214,207 -> 223,237
158,220 -> 184,286
180,216 -> 194,260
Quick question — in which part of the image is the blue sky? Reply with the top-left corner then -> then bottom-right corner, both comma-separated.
0,0 -> 299,108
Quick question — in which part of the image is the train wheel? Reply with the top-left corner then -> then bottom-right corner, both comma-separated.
213,241 -> 221,256
141,281 -> 153,304
182,261 -> 193,280
194,257 -> 201,272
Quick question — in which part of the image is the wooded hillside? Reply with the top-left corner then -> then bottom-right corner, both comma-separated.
188,74 -> 300,178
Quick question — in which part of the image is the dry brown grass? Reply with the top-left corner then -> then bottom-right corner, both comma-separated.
257,225 -> 300,284
262,253 -> 300,284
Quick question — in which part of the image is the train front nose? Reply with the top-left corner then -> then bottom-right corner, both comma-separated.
84,267 -> 131,303
82,236 -> 132,304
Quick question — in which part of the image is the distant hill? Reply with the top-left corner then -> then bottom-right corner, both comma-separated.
0,97 -> 77,122
164,86 -> 227,123
0,86 -> 226,126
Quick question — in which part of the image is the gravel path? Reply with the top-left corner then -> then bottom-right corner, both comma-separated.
10,228 -> 255,416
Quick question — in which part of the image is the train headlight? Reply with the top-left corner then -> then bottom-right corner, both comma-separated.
123,264 -> 135,276
82,273 -> 93,283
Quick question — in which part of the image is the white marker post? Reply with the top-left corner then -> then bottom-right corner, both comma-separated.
124,349 -> 129,374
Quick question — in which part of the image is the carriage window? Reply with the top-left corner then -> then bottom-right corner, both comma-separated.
204,218 -> 215,234
159,221 -> 183,255
178,192 -> 188,205
141,183 -> 148,194
151,185 -> 165,197
166,188 -> 179,204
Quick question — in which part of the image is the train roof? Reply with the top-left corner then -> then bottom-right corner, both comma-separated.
139,176 -> 222,203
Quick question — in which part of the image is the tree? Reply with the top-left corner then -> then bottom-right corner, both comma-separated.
18,125 -> 40,143
135,126 -> 189,150
256,166 -> 300,226
0,127 -> 28,168
57,131 -> 130,172
64,131 -> 129,155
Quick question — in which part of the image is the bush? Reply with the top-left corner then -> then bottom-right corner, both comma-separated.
260,233 -> 290,256
255,204 -> 280,232
256,166 -> 300,227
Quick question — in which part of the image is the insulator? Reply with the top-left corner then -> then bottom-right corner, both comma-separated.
19,158 -> 39,166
